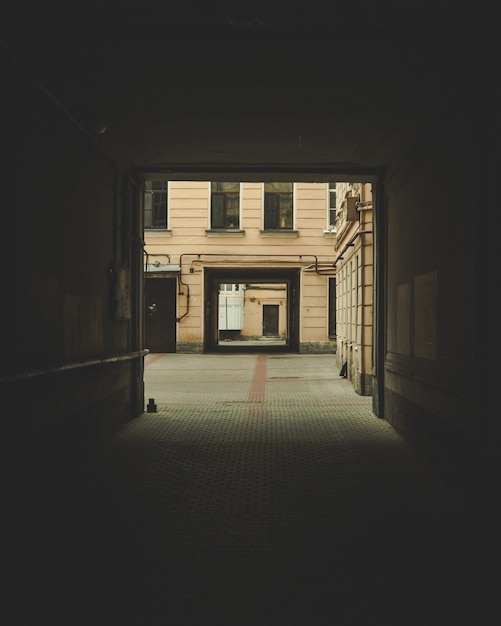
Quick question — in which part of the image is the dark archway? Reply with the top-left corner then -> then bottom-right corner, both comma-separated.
204,267 -> 301,353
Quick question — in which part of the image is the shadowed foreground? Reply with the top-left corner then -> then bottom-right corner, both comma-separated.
8,354 -> 500,625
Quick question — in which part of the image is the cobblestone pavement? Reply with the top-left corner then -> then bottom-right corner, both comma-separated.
8,353 -> 501,625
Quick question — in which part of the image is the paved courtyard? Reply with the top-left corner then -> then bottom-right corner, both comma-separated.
8,353 -> 500,625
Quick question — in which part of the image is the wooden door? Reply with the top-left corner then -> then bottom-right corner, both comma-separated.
144,277 -> 177,352
262,304 -> 279,336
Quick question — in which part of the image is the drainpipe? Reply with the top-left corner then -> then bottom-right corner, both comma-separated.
177,271 -> 190,322
333,230 -> 372,265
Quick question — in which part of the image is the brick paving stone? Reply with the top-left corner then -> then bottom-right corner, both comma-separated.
7,353 -> 501,626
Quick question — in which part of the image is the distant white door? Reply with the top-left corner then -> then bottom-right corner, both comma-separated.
218,284 -> 244,330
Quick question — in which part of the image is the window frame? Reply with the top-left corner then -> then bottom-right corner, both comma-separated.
263,182 -> 294,230
328,183 -> 337,231
210,182 -> 241,230
144,181 -> 168,230
328,277 -> 337,338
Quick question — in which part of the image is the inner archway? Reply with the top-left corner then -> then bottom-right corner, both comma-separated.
204,267 -> 301,353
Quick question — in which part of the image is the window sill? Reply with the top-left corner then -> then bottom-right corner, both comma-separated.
323,230 -> 337,238
205,229 -> 245,237
260,229 -> 298,238
144,229 -> 172,237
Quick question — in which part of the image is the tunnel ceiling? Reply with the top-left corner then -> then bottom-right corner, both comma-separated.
2,3 -> 483,180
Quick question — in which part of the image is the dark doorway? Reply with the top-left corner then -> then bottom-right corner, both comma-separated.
263,304 -> 279,336
144,277 -> 177,352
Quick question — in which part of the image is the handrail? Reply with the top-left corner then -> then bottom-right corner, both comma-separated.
1,349 -> 150,384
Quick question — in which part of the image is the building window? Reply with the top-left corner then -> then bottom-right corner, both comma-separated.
145,181 -> 168,229
264,183 -> 293,229
328,277 -> 336,337
328,183 -> 336,230
211,182 -> 240,229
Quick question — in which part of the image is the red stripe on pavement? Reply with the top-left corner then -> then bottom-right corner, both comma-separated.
248,354 -> 267,403
144,354 -> 165,368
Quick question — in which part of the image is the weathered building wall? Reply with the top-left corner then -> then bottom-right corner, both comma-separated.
2,47 -> 144,505
144,181 -> 337,353
241,286 -> 287,339
383,108 -> 485,482
334,183 -> 373,394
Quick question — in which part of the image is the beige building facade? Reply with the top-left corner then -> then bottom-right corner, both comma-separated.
333,182 -> 374,395
143,181 -> 339,355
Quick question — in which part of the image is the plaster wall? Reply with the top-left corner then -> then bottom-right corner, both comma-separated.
240,286 -> 287,339
383,111 -> 481,475
334,183 -> 373,394
144,181 -> 337,352
2,49 -> 143,504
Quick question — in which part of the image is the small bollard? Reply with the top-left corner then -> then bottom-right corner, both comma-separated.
147,398 -> 157,413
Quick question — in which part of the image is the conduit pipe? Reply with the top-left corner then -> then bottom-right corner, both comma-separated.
333,230 -> 373,265
175,253 -> 337,324
179,253 -> 333,276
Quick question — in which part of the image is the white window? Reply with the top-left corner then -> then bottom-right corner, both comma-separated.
328,183 -> 336,231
